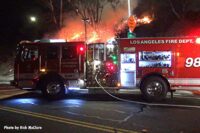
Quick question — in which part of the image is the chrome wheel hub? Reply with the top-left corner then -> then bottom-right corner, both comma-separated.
146,82 -> 163,96
46,82 -> 61,95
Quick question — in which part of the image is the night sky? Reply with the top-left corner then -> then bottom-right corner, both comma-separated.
1,1 -> 48,55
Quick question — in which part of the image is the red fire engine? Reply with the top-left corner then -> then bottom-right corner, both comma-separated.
13,39 -> 118,99
118,36 -> 200,101
14,37 -> 200,101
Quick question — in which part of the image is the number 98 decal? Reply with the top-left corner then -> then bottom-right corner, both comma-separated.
185,57 -> 200,67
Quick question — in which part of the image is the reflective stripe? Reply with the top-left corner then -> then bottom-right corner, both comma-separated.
168,78 -> 200,86
60,73 -> 79,79
18,73 -> 36,79
137,78 -> 200,87
171,86 -> 200,90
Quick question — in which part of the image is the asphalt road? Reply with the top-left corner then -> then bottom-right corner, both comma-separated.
0,86 -> 200,133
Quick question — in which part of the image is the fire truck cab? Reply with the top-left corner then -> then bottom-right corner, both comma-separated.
14,39 -> 86,99
118,37 -> 200,101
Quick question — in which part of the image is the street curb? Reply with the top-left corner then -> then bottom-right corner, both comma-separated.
0,91 -> 28,100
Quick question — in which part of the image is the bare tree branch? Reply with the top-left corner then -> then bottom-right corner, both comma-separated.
66,0 -> 120,28
49,0 -> 58,25
168,0 -> 181,19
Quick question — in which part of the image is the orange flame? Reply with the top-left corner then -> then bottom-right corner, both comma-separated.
54,5 -> 129,43
137,16 -> 153,24
87,31 -> 100,43
54,15 -> 153,42
70,32 -> 84,41
56,22 -> 115,43
45,1 -> 140,42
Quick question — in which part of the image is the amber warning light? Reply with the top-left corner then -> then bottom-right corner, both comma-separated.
195,38 -> 200,44
40,68 -> 46,72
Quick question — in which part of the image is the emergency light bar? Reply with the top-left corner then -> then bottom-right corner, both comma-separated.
34,39 -> 66,43
50,39 -> 66,43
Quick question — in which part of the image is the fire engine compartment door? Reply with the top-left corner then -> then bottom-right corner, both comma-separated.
120,53 -> 136,88
45,45 -> 60,72
61,45 -> 81,79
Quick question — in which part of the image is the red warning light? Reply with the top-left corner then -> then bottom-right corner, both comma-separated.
106,62 -> 116,72
80,47 -> 84,51
77,45 -> 85,54
110,66 -> 114,70
106,62 -> 111,67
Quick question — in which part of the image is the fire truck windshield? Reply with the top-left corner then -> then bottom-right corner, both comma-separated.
16,45 -> 38,62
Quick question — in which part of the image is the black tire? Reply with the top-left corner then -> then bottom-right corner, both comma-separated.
141,76 -> 168,101
41,76 -> 65,99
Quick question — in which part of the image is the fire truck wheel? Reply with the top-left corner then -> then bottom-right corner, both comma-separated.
41,77 -> 65,99
141,76 -> 168,101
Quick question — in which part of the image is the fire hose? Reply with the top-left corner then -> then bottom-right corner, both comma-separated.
95,70 -> 200,109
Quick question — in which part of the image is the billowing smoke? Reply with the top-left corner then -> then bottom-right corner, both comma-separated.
53,0 -> 138,43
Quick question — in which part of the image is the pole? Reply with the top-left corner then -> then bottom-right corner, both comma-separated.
128,0 -> 131,17
84,19 -> 87,81
60,0 -> 63,28
82,17 -> 89,83
82,17 -> 89,59
84,20 -> 87,43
